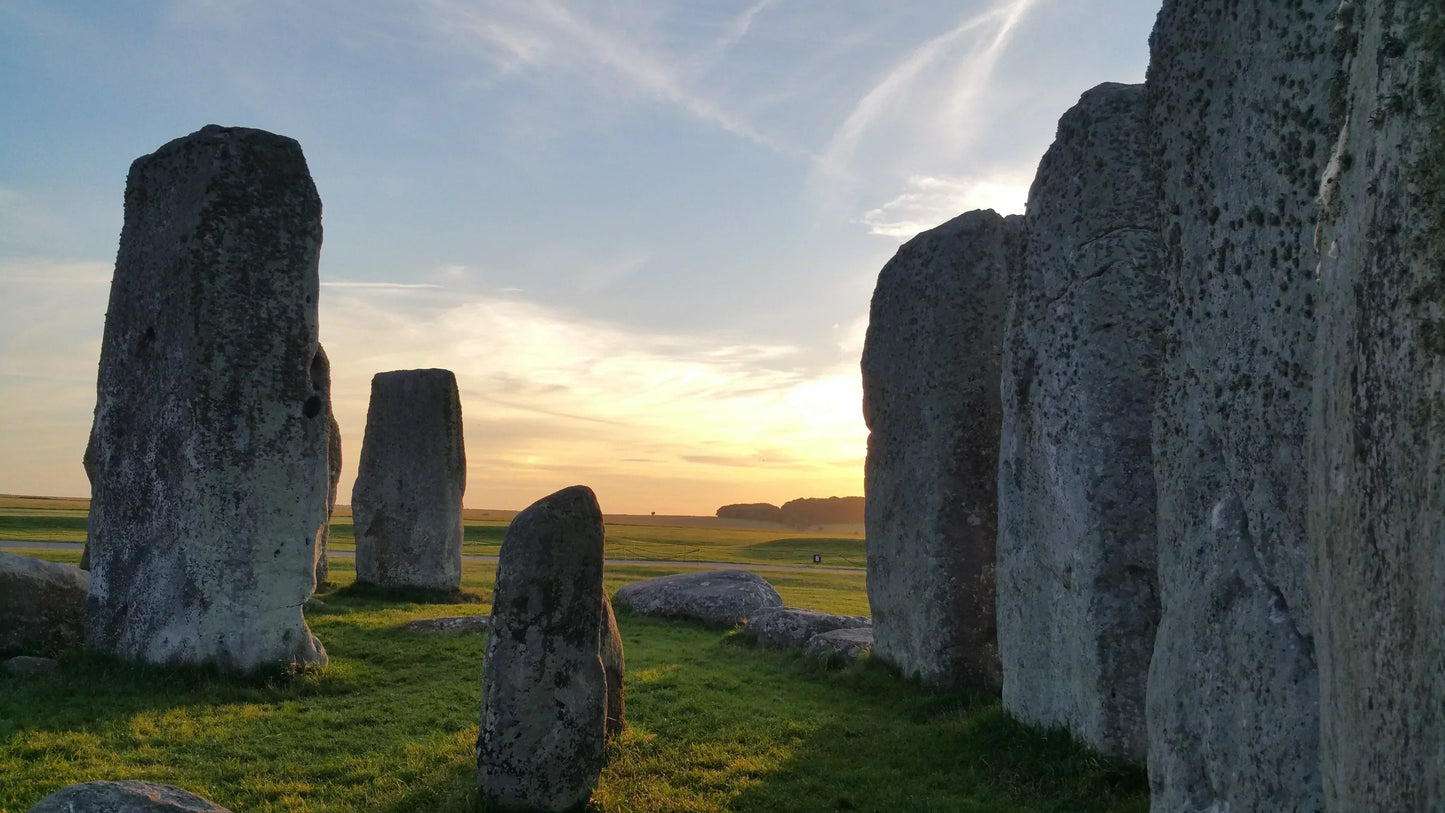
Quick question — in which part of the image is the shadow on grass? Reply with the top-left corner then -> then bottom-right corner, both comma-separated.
329,581 -> 485,606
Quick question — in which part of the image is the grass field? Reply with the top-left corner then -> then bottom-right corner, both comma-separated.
0,499 -> 1147,812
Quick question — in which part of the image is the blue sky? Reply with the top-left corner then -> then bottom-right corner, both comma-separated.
0,0 -> 1158,514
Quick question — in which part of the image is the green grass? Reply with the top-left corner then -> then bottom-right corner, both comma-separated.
0,549 -> 1146,812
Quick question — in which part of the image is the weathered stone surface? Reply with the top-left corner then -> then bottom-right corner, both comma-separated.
996,82 -> 1162,763
27,780 -> 233,812
612,569 -> 782,626
478,485 -> 607,812
402,615 -> 489,634
314,343 -> 340,588
4,656 -> 59,675
84,125 -> 328,672
1309,8 -> 1445,810
804,627 -> 874,662
352,368 -> 465,592
746,607 -> 870,650
0,551 -> 88,657
1144,3 -> 1332,809
862,208 -> 1021,691
600,593 -> 626,739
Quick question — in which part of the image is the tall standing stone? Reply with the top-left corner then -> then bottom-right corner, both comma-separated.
1144,2 -> 1332,808
351,368 -> 465,592
997,82 -> 1162,762
1310,7 -> 1445,809
862,209 -> 1021,691
85,125 -> 328,671
478,485 -> 610,812
313,344 -> 340,589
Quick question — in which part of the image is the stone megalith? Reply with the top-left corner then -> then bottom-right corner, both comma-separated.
612,569 -> 782,626
861,208 -> 1021,691
85,124 -> 328,672
351,368 -> 465,592
1144,2 -> 1333,808
996,82 -> 1162,762
0,551 -> 88,657
600,593 -> 626,739
314,344 -> 340,589
478,485 -> 609,812
1310,8 -> 1445,810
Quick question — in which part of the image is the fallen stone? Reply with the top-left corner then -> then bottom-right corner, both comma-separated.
302,597 -> 328,614
804,627 -> 874,663
996,81 -> 1162,763
1144,1 -> 1332,808
26,780 -> 233,812
478,485 -> 608,812
600,594 -> 626,739
402,616 -> 489,634
612,569 -> 782,626
746,607 -> 870,650
1310,6 -> 1445,809
352,368 -> 466,592
862,208 -> 1021,691
84,124 -> 328,672
4,656 -> 59,675
0,551 -> 87,657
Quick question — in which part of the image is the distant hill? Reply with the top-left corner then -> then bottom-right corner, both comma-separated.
717,496 -> 864,529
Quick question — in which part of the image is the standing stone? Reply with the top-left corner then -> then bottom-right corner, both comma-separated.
600,593 -> 626,739
478,485 -> 609,812
861,208 -> 1021,691
314,344 -> 340,589
1144,2 -> 1332,808
351,368 -> 465,591
997,82 -> 1162,763
85,125 -> 328,672
1310,7 -> 1445,809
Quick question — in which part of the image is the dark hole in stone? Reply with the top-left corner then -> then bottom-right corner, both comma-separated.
274,548 -> 281,558
138,326 -> 156,352
303,396 -> 322,418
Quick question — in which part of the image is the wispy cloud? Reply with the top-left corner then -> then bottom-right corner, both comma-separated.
858,174 -> 1029,238
321,280 -> 443,290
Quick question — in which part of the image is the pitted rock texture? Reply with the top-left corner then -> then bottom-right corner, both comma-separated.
746,607 -> 870,650
352,368 -> 465,592
315,344 -> 340,588
862,208 -> 1021,691
996,82 -> 1162,763
26,780 -> 234,812
0,551 -> 88,657
85,125 -> 328,672
601,594 -> 626,739
401,615 -> 489,634
478,485 -> 608,812
612,569 -> 783,626
1144,2 -> 1332,808
1310,8 -> 1445,809
804,627 -> 874,662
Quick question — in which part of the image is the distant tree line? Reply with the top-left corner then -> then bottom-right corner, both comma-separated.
716,496 -> 864,528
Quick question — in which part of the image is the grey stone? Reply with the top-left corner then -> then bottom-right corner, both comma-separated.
314,344 -> 340,588
352,368 -> 465,592
4,656 -> 59,675
804,627 -> 874,662
861,208 -> 1021,691
0,551 -> 87,657
600,593 -> 626,739
478,485 -> 608,812
84,125 -> 328,672
1309,7 -> 1445,810
302,597 -> 328,614
746,607 -> 870,650
612,569 -> 782,626
27,780 -> 233,812
402,615 -> 489,634
996,82 -> 1162,763
1144,2 -> 1332,809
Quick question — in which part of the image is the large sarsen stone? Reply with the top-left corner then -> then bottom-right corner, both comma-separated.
477,485 -> 609,812
0,551 -> 88,657
352,368 -> 465,592
612,569 -> 782,626
27,780 -> 233,812
85,124 -> 328,672
862,208 -> 1021,691
997,82 -> 1162,762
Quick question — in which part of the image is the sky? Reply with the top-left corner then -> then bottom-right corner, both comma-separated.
0,0 -> 1159,516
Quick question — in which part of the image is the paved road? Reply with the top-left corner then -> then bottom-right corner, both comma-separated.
0,540 -> 865,576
